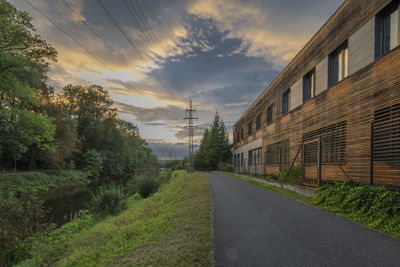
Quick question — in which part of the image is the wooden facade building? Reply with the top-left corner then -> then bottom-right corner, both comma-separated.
232,0 -> 400,188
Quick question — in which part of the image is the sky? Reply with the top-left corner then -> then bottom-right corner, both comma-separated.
10,0 -> 344,159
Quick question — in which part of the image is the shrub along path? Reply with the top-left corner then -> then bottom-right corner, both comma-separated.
205,172 -> 400,266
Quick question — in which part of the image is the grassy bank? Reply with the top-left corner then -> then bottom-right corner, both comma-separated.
18,171 -> 213,266
0,170 -> 88,196
221,172 -> 400,239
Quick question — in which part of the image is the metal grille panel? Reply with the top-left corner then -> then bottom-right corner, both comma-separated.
302,121 -> 347,164
373,103 -> 400,162
266,139 -> 289,165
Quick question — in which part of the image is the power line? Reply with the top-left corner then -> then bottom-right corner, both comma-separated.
124,0 -> 187,100
61,0 -> 136,77
95,0 -> 143,59
95,0 -> 182,104
23,0 -> 121,80
121,0 -> 155,53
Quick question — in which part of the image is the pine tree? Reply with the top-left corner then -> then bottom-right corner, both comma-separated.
194,112 -> 231,170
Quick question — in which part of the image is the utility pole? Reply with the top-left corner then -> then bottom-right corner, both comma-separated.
184,99 -> 198,171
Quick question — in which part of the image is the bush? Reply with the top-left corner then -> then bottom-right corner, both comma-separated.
225,164 -> 234,172
0,195 -> 50,266
279,165 -> 302,183
267,174 -> 279,180
83,149 -> 103,178
88,185 -> 126,217
136,175 -> 160,198
315,180 -> 400,237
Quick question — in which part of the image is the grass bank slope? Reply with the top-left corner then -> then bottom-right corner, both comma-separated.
22,171 -> 213,266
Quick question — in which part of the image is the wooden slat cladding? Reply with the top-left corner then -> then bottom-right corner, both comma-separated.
260,46 -> 400,187
233,0 -> 392,142
232,0 -> 400,187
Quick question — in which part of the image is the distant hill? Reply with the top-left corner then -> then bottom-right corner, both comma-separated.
148,142 -> 199,160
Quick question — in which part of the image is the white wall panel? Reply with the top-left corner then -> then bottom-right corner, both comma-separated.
349,18 -> 375,75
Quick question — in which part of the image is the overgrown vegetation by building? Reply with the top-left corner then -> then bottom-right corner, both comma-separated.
315,180 -> 400,238
14,171 -> 212,266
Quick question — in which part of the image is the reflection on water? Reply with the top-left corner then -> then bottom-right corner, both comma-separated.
43,186 -> 93,225
42,178 -> 129,226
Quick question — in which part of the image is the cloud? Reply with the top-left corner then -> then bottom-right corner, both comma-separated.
115,101 -> 185,123
188,0 -> 344,66
225,102 -> 248,107
11,0 -> 344,152
143,122 -> 167,126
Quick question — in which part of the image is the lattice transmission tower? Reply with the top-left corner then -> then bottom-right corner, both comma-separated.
184,100 -> 198,170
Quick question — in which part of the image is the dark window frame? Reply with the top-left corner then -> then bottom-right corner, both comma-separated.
267,103 -> 275,125
375,1 -> 400,58
256,113 -> 262,130
248,121 -> 253,135
328,41 -> 348,87
282,89 -> 290,115
303,68 -> 315,103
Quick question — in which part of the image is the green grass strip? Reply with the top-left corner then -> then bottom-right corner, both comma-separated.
218,171 -> 313,204
20,171 -> 213,266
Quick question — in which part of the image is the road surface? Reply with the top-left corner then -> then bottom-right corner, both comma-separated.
205,172 -> 400,266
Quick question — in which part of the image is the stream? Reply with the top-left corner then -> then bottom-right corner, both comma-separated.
43,186 -> 93,225
42,179 -> 128,226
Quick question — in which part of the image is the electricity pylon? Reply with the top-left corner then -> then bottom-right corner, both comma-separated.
184,100 -> 198,170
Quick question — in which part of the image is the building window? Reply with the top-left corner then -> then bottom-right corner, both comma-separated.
376,2 -> 399,57
248,121 -> 253,135
328,41 -> 348,87
240,128 -> 244,140
266,140 -> 289,166
282,89 -> 290,115
303,69 -> 315,103
248,148 -> 262,166
248,150 -> 252,166
241,153 -> 244,167
267,103 -> 275,124
256,113 -> 262,130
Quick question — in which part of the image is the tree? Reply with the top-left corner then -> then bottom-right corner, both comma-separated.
83,149 -> 103,178
0,0 -> 57,170
61,84 -> 117,154
195,112 -> 231,170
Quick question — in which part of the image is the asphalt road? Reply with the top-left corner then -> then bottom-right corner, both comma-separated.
205,172 -> 400,267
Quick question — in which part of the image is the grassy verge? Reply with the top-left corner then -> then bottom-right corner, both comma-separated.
220,171 -> 400,239
18,171 -> 213,266
218,171 -> 313,204
0,170 -> 88,196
